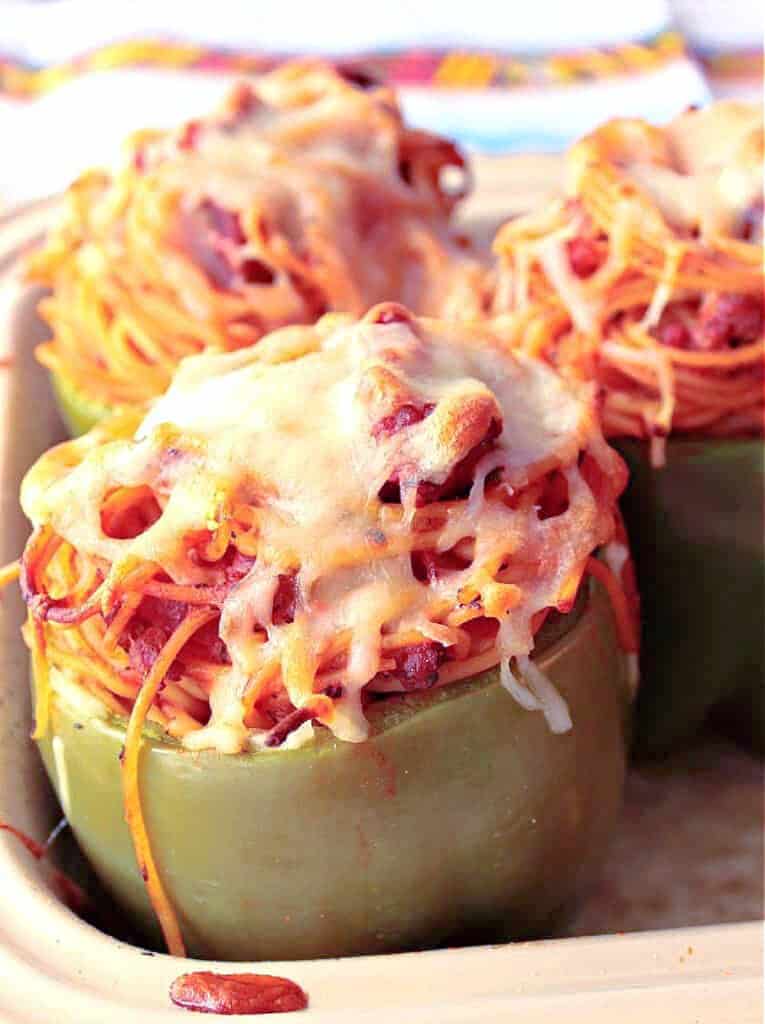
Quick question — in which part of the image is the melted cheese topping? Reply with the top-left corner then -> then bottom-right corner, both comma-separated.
23,310 -> 623,751
30,61 -> 486,411
569,102 -> 763,240
146,77 -> 474,317
491,102 -> 763,452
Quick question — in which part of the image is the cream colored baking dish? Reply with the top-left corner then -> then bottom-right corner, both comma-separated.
0,190 -> 761,1023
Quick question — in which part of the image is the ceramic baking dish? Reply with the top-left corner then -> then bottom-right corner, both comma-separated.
0,188 -> 761,1023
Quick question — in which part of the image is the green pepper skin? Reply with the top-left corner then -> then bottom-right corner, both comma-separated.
617,438 -> 764,755
35,580 -> 629,961
50,370 -> 114,437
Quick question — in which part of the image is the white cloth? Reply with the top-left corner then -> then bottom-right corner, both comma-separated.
0,0 -> 714,200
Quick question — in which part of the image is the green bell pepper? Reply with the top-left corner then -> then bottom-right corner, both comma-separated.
50,370 -> 115,438
35,578 -> 630,961
616,438 -> 764,754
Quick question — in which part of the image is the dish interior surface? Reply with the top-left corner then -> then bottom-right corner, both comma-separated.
0,195 -> 762,1022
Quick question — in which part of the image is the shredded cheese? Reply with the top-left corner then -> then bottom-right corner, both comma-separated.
22,310 -> 625,751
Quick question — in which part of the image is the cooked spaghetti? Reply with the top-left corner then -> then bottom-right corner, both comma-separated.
17,305 -> 633,954
29,61 -> 484,412
491,102 -> 764,465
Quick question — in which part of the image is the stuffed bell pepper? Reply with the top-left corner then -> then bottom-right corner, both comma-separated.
491,102 -> 763,752
29,61 -> 483,434
13,305 -> 635,959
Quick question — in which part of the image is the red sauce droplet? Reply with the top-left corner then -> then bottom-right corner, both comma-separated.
169,971 -> 308,1015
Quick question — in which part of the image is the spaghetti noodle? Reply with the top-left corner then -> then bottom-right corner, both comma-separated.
29,61 -> 485,414
491,102 -> 764,465
17,305 -> 632,954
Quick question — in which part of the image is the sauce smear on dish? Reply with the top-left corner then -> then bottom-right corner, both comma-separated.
169,971 -> 308,1015
0,820 -> 87,912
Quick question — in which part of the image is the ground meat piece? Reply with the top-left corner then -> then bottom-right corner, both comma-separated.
656,319 -> 692,349
379,419 -> 502,507
259,688 -> 296,726
126,625 -> 170,678
134,596 -> 187,633
178,120 -> 201,151
410,550 -> 438,583
567,236 -> 604,278
264,706 -> 315,748
390,642 -> 447,691
185,618 -> 230,665
185,200 -> 277,292
222,550 -> 257,583
337,65 -> 379,90
198,199 -> 246,245
123,596 -> 229,671
739,199 -> 763,243
272,573 -> 299,626
411,547 -> 472,583
239,257 -> 275,285
697,293 -> 763,350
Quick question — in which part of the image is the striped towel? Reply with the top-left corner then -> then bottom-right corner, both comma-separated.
0,0 -> 758,201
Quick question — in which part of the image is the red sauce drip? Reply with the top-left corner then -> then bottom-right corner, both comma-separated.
169,971 -> 308,1015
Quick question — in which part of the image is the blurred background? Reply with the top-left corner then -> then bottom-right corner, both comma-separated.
0,0 -> 762,201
